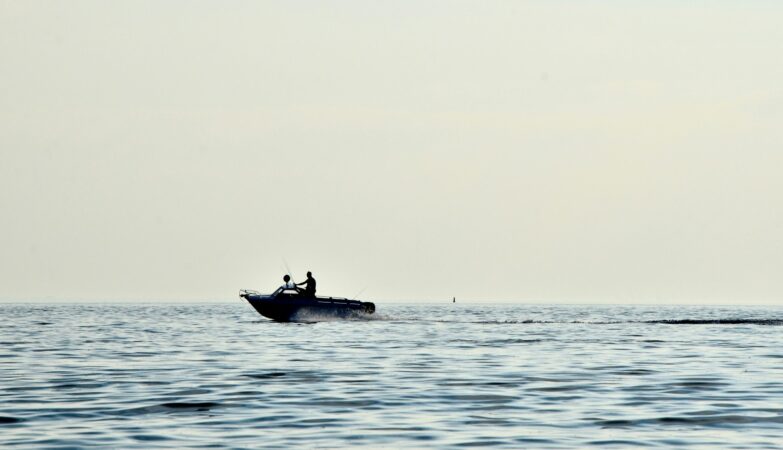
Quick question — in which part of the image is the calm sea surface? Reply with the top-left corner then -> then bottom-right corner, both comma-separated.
1,303 -> 783,448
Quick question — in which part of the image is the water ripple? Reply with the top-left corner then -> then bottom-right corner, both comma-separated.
1,303 -> 782,448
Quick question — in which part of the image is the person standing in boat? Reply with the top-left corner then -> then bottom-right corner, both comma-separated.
296,271 -> 316,298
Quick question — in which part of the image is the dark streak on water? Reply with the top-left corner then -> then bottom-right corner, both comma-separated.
645,319 -> 783,325
1,303 -> 783,448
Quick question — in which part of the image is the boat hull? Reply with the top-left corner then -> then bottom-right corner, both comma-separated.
240,290 -> 375,322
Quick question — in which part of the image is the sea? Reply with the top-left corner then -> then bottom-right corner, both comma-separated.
1,302 -> 782,449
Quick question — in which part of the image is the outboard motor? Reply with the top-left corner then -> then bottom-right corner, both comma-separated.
364,302 -> 376,314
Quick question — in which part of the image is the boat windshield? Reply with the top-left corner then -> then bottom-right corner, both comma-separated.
273,287 -> 300,296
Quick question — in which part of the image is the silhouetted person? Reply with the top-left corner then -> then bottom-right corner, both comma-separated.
274,274 -> 296,295
296,271 -> 316,298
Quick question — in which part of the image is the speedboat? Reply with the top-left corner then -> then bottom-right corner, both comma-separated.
239,288 -> 376,322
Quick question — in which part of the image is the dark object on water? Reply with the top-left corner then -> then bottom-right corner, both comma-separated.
240,289 -> 375,322
453,297 -> 455,303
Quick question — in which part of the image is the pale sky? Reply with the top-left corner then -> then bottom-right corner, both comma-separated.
1,1 -> 781,304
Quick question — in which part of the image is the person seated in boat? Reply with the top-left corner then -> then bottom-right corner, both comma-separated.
274,274 -> 297,295
296,271 -> 317,298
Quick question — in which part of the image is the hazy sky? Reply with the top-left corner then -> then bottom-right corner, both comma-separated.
1,1 -> 781,304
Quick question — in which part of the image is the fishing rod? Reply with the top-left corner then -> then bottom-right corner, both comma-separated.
282,258 -> 306,292
350,287 -> 367,301
282,258 -> 294,282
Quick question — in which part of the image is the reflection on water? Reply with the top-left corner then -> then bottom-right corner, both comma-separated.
1,303 -> 783,448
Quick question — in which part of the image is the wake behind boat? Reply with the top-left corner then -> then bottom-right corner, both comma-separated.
240,288 -> 376,322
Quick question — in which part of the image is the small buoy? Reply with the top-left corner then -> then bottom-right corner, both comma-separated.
453,297 -> 455,303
